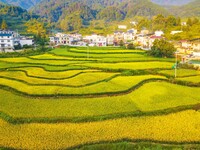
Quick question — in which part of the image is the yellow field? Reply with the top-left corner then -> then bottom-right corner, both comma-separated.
0,75 -> 166,95
1,110 -> 200,150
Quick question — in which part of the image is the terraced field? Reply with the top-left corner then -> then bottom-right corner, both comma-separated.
0,47 -> 200,150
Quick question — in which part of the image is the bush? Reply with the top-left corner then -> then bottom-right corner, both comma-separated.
148,39 -> 176,58
126,43 -> 135,49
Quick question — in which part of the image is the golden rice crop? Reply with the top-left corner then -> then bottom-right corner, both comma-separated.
0,71 -> 117,86
0,75 -> 166,95
0,57 -> 84,66
159,69 -> 200,77
1,82 -> 200,119
177,76 -> 200,84
10,67 -> 99,79
1,110 -> 200,150
29,53 -> 99,61
79,61 -> 174,70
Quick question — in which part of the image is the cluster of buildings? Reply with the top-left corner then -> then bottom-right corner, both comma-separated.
178,39 -> 200,57
0,30 -> 34,52
49,29 -> 165,49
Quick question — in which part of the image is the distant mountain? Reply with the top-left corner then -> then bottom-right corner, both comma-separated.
170,0 -> 200,17
32,0 -> 169,31
0,0 -> 42,9
151,0 -> 194,6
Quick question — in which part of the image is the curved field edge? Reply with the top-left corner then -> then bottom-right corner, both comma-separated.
0,104 -> 199,124
1,81 -> 200,124
72,141 -> 200,150
1,110 -> 200,150
1,142 -> 200,150
0,77 -> 167,97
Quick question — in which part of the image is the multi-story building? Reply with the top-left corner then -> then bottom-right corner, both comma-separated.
83,34 -> 107,47
0,30 -> 15,52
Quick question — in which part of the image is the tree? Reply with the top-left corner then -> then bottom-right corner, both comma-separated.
1,20 -> 8,30
187,18 -> 192,26
119,40 -> 124,47
127,43 -> 135,49
148,39 -> 176,58
25,19 -> 46,38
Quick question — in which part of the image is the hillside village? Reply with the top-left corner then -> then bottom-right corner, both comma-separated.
1,25 -> 200,64
49,25 -> 200,61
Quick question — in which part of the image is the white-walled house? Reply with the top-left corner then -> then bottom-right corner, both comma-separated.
171,31 -> 183,35
83,34 -> 107,47
0,30 -> 15,52
123,29 -> 137,42
118,25 -> 127,29
49,36 -> 59,45
107,34 -> 114,46
19,37 -> 34,47
155,31 -> 164,37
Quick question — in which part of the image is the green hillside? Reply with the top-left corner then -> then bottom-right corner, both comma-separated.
0,3 -> 38,32
32,0 -> 170,32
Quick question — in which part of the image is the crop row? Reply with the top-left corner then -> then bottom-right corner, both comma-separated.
0,75 -> 166,96
6,68 -> 100,80
1,110 -> 200,150
1,81 -> 200,124
79,61 -> 174,70
0,71 -> 118,87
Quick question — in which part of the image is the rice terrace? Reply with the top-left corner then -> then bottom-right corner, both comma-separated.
0,46 -> 199,150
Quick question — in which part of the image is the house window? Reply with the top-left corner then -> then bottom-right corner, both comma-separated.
8,40 -> 10,42
1,40 -> 4,42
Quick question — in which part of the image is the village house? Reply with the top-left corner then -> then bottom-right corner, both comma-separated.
118,25 -> 127,30
107,34 -> 114,46
191,39 -> 200,57
18,36 -> 34,47
113,31 -> 124,45
171,31 -> 183,35
83,34 -> 107,47
155,30 -> 164,37
0,30 -> 15,52
123,29 -> 137,42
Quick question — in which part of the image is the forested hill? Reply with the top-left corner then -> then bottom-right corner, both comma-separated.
151,0 -> 194,6
0,3 -> 37,31
32,0 -> 169,31
0,0 -> 42,10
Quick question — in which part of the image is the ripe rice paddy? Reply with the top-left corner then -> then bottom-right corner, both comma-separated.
0,46 -> 200,150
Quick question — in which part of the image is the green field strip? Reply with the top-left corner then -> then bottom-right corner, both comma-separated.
70,47 -> 145,52
0,71 -> 118,87
1,110 -> 200,150
98,57 -> 175,63
0,58 -> 90,66
159,69 -> 200,77
72,141 -> 200,150
0,75 -> 166,96
68,48 -> 145,54
7,68 -> 100,80
0,61 -> 90,72
28,53 -> 98,61
79,61 -> 174,70
176,75 -> 200,84
1,81 -> 200,124
50,48 -> 147,58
